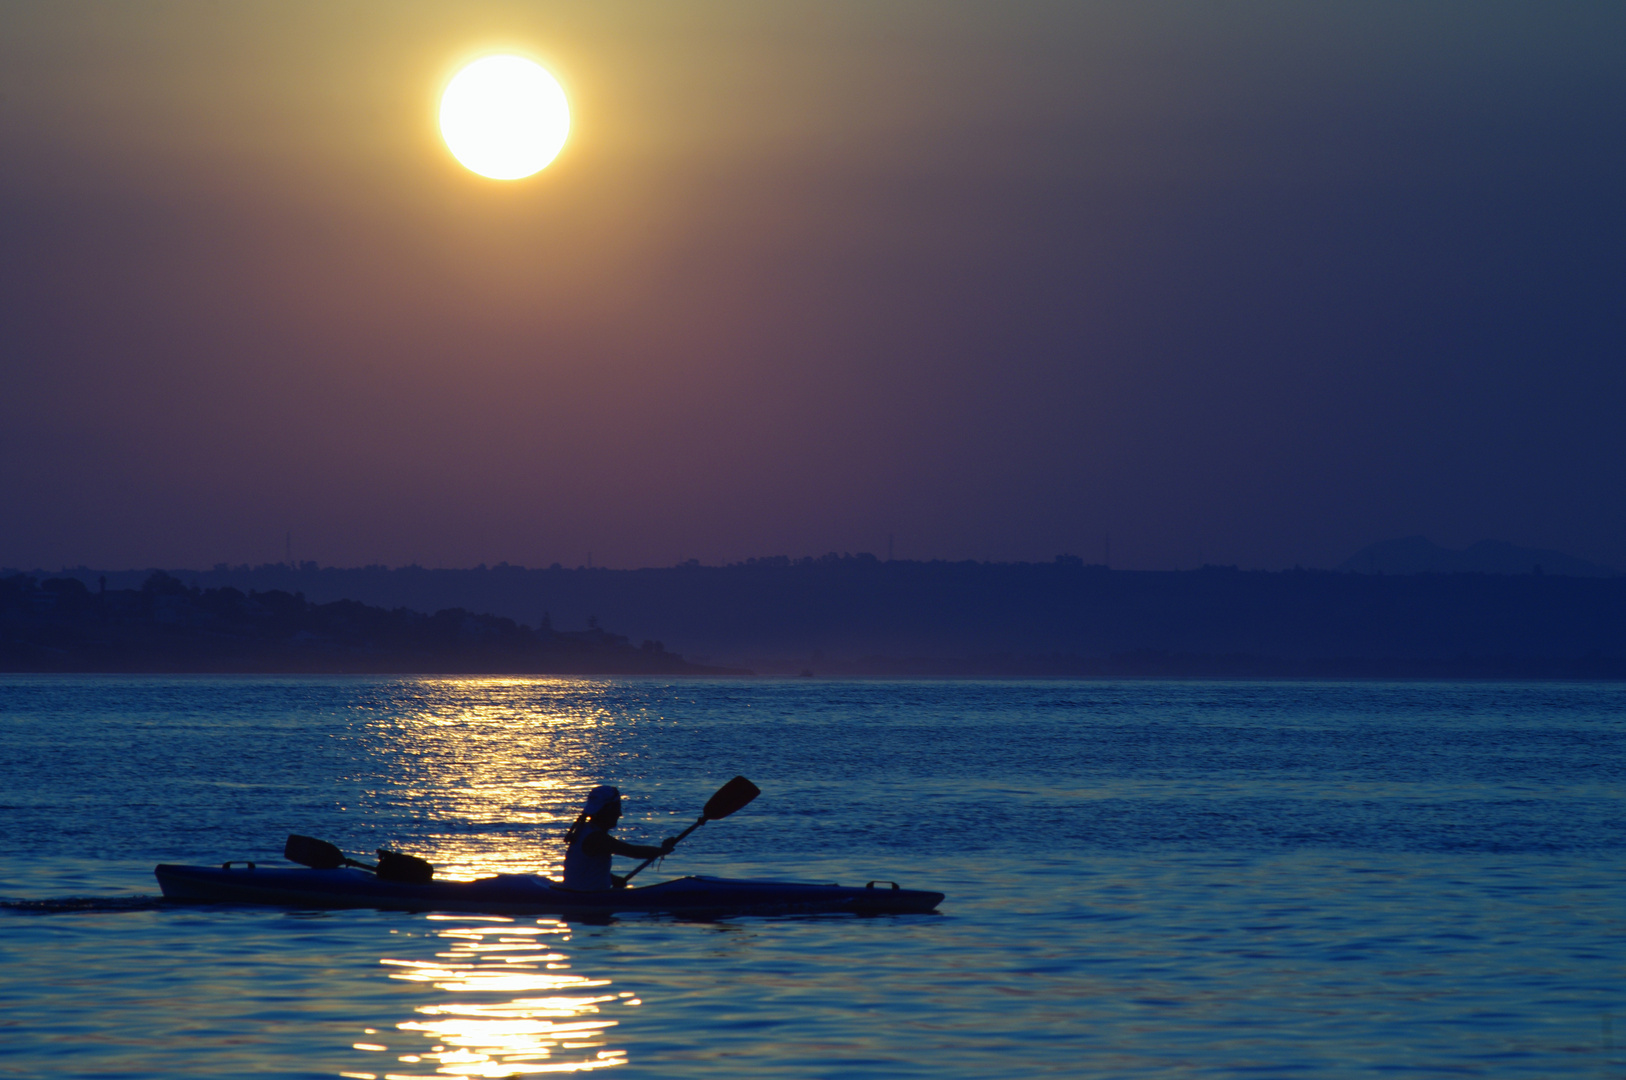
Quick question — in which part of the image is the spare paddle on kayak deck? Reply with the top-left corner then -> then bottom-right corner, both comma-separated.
374,848 -> 435,884
286,834 -> 374,871
622,775 -> 760,883
284,835 -> 436,882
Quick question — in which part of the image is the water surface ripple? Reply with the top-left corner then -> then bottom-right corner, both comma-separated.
1,676 -> 1620,1078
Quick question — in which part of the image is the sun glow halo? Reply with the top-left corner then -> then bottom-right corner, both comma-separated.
439,56 -> 570,180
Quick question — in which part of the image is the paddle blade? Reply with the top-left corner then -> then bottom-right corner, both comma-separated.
376,848 -> 434,884
285,834 -> 343,869
702,776 -> 761,821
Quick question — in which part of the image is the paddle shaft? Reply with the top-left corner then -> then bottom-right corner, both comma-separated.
618,775 -> 760,883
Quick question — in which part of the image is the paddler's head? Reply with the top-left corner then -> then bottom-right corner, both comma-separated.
583,785 -> 622,829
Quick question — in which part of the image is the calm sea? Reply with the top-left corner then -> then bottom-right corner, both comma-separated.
0,676 -> 1620,1079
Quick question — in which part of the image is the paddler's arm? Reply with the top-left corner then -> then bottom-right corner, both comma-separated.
606,835 -> 677,860
583,830 -> 677,861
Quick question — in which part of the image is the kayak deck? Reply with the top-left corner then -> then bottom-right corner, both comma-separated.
153,864 -> 943,917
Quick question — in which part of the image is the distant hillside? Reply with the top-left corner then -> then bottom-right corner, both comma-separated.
12,556 -> 1626,677
0,572 -> 730,675
1340,537 -> 1617,577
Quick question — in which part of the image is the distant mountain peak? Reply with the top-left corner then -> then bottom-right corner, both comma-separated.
1339,536 -> 1617,577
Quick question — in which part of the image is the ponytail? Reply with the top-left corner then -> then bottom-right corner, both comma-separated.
562,810 -> 589,848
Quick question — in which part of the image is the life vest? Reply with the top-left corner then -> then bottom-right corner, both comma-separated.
562,826 -> 614,890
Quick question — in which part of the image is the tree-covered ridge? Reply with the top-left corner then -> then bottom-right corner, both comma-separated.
0,572 -> 727,674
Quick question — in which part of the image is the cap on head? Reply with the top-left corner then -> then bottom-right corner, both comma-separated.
583,785 -> 621,814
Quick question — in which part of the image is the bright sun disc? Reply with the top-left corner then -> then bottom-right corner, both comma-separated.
439,56 -> 569,180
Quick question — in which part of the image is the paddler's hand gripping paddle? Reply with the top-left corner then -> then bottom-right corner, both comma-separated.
621,775 -> 760,884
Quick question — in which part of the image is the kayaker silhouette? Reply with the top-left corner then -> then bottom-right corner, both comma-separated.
561,785 -> 676,890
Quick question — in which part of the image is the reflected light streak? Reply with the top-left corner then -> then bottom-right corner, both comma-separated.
360,679 -> 652,882
366,919 -> 630,1076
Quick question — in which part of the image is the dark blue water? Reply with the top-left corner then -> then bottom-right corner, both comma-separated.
1,676 -> 1621,1078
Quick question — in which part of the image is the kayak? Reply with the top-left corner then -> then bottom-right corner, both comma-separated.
153,863 -> 944,918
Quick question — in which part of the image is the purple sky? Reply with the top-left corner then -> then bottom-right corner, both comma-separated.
3,2 -> 1623,571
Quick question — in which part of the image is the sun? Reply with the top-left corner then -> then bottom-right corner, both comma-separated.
439,56 -> 570,180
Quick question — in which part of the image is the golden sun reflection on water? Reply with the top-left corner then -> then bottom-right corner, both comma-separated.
360,678 -> 652,882
337,679 -> 672,1076
360,915 -> 629,1077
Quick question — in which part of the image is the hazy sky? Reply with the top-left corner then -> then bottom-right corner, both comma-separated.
3,2 -> 1623,571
